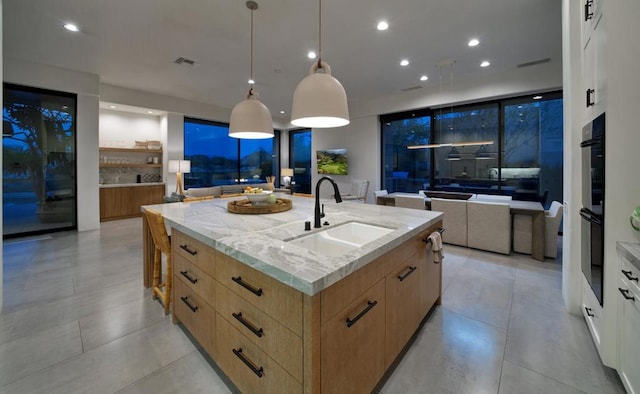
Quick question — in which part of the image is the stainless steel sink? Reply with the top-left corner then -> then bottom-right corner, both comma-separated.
287,222 -> 394,257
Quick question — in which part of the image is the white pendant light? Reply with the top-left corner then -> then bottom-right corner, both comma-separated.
290,0 -> 349,128
229,1 -> 274,139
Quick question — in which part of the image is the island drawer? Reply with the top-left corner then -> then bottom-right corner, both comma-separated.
173,279 -> 216,357
320,239 -> 417,325
215,251 -> 303,335
216,282 -> 303,382
215,313 -> 302,394
174,255 -> 215,304
172,230 -> 216,277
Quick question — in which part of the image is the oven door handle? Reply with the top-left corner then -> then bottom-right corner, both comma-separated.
580,135 -> 603,148
580,208 -> 602,225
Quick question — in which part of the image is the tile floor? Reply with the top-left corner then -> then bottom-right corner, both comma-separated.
0,218 -> 625,393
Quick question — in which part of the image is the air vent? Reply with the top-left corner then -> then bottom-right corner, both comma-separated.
174,57 -> 196,66
401,85 -> 423,92
517,58 -> 551,68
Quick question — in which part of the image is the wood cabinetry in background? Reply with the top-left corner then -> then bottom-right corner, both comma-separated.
100,184 -> 164,221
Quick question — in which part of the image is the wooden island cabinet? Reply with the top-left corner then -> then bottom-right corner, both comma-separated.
171,220 -> 442,393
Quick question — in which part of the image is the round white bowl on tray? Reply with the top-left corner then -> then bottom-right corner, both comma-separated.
244,190 -> 273,204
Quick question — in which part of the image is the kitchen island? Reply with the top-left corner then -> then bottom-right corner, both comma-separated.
142,195 -> 443,393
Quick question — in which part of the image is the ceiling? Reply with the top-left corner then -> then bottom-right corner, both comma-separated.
3,0 -> 562,120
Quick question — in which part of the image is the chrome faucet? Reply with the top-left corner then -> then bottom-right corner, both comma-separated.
314,176 -> 342,228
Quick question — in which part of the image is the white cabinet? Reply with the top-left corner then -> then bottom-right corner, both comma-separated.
617,252 -> 640,394
582,274 -> 604,352
581,0 -> 607,122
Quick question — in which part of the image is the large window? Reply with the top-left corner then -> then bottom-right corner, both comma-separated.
380,92 -> 563,207
3,84 -> 77,238
381,109 -> 431,193
433,103 -> 499,193
183,117 -> 279,188
289,129 -> 312,194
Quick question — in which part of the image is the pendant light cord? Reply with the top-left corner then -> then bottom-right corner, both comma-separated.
317,0 -> 323,69
249,6 -> 254,96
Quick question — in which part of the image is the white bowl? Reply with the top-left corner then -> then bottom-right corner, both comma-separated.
244,190 -> 273,204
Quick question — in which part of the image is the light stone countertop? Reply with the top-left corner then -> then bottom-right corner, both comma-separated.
617,241 -> 640,271
143,195 -> 443,296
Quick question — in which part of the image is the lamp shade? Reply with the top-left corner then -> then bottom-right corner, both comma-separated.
474,145 -> 492,159
446,147 -> 462,161
281,168 -> 294,177
168,160 -> 191,173
229,91 -> 274,139
291,61 -> 349,128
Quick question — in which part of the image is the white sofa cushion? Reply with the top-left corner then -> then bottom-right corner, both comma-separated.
431,198 -> 468,247
184,186 -> 222,198
467,200 -> 511,255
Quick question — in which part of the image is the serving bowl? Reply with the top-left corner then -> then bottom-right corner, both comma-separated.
244,190 -> 273,204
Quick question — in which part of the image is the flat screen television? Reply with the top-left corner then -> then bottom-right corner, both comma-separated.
317,149 -> 348,175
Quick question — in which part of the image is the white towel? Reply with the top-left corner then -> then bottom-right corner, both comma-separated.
427,231 -> 444,263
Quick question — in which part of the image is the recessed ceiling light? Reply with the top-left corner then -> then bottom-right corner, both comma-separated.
248,79 -> 255,85
533,95 -> 543,100
307,51 -> 317,59
279,110 -> 285,114
468,38 -> 480,47
420,75 -> 428,81
63,23 -> 79,32
377,21 -> 389,31
400,59 -> 409,66
147,111 -> 153,114
109,105 -> 116,109
480,60 -> 491,67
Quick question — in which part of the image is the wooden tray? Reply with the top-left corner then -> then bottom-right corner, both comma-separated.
227,198 -> 292,214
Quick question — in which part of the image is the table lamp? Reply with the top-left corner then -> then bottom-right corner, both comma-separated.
168,159 -> 191,195
281,168 -> 294,187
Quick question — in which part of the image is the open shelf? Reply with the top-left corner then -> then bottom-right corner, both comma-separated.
99,147 -> 163,153
99,163 -> 162,168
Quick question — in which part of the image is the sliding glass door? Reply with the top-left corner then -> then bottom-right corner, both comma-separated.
3,84 -> 77,238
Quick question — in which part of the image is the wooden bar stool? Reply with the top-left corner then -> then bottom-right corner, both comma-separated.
144,209 -> 172,315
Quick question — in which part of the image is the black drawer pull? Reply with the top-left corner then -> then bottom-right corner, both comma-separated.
233,348 -> 264,378
586,88 -> 595,107
180,296 -> 198,312
346,300 -> 378,328
180,270 -> 198,284
398,266 -> 417,282
584,0 -> 593,21
179,244 -> 197,256
232,312 -> 264,338
622,270 -> 639,282
584,306 -> 594,317
232,276 -> 263,297
619,288 -> 636,301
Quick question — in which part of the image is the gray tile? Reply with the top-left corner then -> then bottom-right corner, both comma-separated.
441,260 -> 514,330
441,252 -> 466,294
10,278 -> 145,340
505,305 -> 625,394
0,319 -> 195,394
118,350 -> 232,394
0,321 -> 83,387
498,360 -> 585,394
79,296 -> 169,351
381,308 -> 506,394
2,275 -> 75,313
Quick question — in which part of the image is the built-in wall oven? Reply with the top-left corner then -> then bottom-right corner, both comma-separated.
580,112 -> 605,305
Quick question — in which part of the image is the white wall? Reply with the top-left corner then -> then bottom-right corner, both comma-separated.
311,116 -> 379,203
99,109 -> 162,145
164,113 -> 185,195
3,57 -> 101,232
